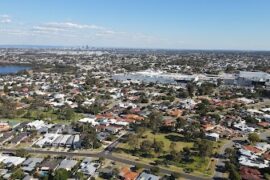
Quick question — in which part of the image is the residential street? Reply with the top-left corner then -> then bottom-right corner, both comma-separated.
0,147 -> 211,180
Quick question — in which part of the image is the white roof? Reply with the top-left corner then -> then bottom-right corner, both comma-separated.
27,120 -> 45,130
206,133 -> 219,138
79,118 -> 98,125
239,155 -> 269,168
239,71 -> 270,81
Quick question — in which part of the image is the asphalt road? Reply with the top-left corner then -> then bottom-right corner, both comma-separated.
0,147 -> 211,180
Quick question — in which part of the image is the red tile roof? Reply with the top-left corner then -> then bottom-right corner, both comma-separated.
243,145 -> 262,154
120,167 -> 139,180
240,166 -> 263,180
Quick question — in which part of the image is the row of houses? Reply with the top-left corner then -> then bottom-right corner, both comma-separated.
35,133 -> 81,149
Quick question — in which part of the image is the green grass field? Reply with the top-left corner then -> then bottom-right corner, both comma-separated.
116,130 -> 225,176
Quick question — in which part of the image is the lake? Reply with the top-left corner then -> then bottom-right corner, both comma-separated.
0,65 -> 31,75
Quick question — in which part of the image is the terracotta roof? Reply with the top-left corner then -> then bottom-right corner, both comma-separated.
125,114 -> 144,121
168,109 -> 183,117
243,145 -> 262,154
257,121 -> 270,128
240,166 -> 263,180
119,167 -> 139,180
202,124 -> 215,131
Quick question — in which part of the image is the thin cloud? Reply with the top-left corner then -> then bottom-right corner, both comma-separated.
43,22 -> 104,30
0,14 -> 12,23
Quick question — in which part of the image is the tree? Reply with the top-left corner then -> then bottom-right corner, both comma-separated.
196,139 -> 214,157
150,166 -> 160,174
187,83 -> 195,97
16,148 -> 28,157
127,134 -> 139,150
58,107 -> 75,120
136,127 -> 146,138
3,85 -> 9,94
140,140 -> 153,153
148,111 -> 163,134
75,171 -> 85,180
175,117 -> 187,130
11,168 -> 24,179
53,169 -> 69,180
169,142 -> 177,152
248,133 -> 260,144
224,148 -> 235,158
152,139 -> 164,154
79,124 -> 102,149
225,162 -> 241,180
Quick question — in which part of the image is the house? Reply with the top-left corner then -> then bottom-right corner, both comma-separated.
162,119 -> 176,127
22,157 -> 44,173
66,135 -> 75,148
79,117 -> 99,126
205,133 -> 219,141
10,132 -> 28,145
38,159 -> 61,174
124,114 -> 144,121
27,120 -> 46,130
0,155 -> 26,167
0,132 -> 14,145
136,172 -> 160,180
240,166 -> 263,180
263,151 -> 270,161
0,123 -> 11,132
52,135 -> 63,147
59,135 -> 71,147
202,124 -> 215,131
23,175 -> 38,180
105,126 -> 122,134
13,122 -> 28,132
243,145 -> 263,155
35,133 -> 60,148
119,167 -> 139,180
57,159 -> 78,171
264,114 -> 270,121
255,142 -> 270,152
237,98 -> 255,104
239,156 -> 269,169
257,121 -> 270,128
234,121 -> 255,132
80,157 -> 99,176
168,109 -> 183,117
179,99 -> 196,109
73,134 -> 81,149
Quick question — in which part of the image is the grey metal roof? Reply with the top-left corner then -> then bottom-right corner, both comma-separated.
136,172 -> 160,180
58,159 -> 78,170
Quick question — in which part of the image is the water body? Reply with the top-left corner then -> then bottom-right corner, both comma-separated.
0,65 -> 31,75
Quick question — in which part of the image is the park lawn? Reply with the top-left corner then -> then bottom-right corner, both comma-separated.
113,151 -> 212,177
176,156 -> 212,175
26,110 -> 84,124
142,131 -> 194,152
116,130 -> 226,176
0,109 -> 84,125
119,130 -> 193,153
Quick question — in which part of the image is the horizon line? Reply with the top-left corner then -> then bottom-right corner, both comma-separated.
0,44 -> 270,52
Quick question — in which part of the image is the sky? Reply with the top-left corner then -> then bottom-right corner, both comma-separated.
0,0 -> 270,50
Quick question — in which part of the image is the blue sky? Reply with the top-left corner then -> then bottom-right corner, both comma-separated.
0,0 -> 270,50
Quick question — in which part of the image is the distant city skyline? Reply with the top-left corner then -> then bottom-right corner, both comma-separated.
0,0 -> 270,50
